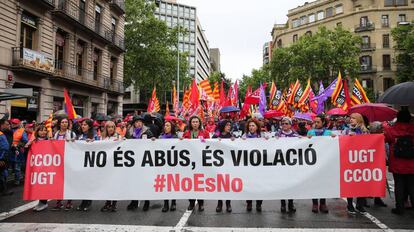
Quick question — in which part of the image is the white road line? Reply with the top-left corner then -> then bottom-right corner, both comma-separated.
174,203 -> 195,231
2,223 -> 412,232
342,198 -> 393,232
0,201 -> 38,221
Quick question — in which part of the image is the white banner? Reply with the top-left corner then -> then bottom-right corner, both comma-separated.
24,135 -> 386,200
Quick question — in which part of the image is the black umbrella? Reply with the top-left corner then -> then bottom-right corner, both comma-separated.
378,81 -> 414,105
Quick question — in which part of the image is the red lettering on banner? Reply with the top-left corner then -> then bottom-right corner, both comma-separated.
23,140 -> 65,200
339,134 -> 386,198
163,174 -> 243,193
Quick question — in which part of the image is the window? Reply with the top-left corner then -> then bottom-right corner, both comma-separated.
190,8 -> 195,18
398,14 -> 407,23
326,7 -> 334,17
93,48 -> 101,80
292,19 -> 300,28
383,55 -> 391,70
190,32 -> 195,42
383,78 -> 394,91
79,0 -> 85,24
20,12 -> 37,49
190,20 -> 195,31
300,16 -> 307,25
110,57 -> 117,83
381,15 -> 389,27
384,0 -> 394,6
396,0 -> 408,6
360,16 -> 369,26
76,40 -> 85,76
383,34 -> 390,48
55,31 -> 65,70
111,17 -> 117,36
335,4 -> 343,14
317,11 -> 324,20
172,5 -> 178,16
360,56 -> 372,70
277,39 -> 282,48
362,36 -> 370,45
95,5 -> 101,33
308,14 -> 315,23
293,34 -> 298,42
305,31 -> 312,36
337,22 -> 343,27
172,17 -> 177,26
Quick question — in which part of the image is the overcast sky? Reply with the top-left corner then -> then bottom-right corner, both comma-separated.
178,0 -> 308,81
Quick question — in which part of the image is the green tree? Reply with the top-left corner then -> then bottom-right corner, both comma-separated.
391,23 -> 414,82
124,0 -> 190,102
269,26 -> 361,89
209,71 -> 232,92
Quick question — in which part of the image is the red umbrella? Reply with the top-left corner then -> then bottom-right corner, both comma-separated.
164,115 -> 183,122
327,108 -> 348,116
264,110 -> 285,119
348,103 -> 397,122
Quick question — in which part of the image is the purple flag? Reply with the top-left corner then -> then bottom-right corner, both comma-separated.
316,81 -> 326,114
311,78 -> 337,101
259,84 -> 267,116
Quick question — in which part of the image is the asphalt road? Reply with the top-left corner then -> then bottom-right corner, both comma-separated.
1,180 -> 413,232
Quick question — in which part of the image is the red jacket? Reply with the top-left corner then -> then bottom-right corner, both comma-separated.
384,122 -> 414,174
183,129 -> 210,139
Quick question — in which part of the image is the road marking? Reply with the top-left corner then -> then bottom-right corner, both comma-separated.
1,223 -> 412,232
0,201 -> 38,221
342,198 -> 393,232
174,202 -> 195,231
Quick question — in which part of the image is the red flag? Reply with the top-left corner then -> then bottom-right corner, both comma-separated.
219,81 -> 226,107
63,88 -> 77,120
190,79 -> 199,110
147,87 -> 160,113
232,80 -> 239,107
269,81 -> 277,107
245,84 -> 267,105
212,82 -> 220,102
173,85 -> 179,117
287,80 -> 300,106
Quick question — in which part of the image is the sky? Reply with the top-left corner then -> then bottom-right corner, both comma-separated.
178,0 -> 308,81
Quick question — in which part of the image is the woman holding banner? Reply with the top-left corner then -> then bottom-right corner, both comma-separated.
159,121 -> 178,212
126,115 -> 154,211
307,114 -> 332,214
276,117 -> 298,214
52,117 -> 76,211
342,113 -> 369,214
183,116 -> 210,211
212,120 -> 234,213
76,119 -> 100,212
27,124 -> 50,212
100,121 -> 122,212
243,118 -> 263,212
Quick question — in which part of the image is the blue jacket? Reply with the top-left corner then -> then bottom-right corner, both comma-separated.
0,132 -> 10,176
307,128 -> 332,136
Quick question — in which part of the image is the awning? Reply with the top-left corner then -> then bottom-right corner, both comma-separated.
0,88 -> 33,101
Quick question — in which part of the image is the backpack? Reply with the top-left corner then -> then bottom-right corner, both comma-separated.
394,136 -> 414,159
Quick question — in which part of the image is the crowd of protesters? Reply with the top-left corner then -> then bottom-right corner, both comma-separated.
0,107 -> 413,216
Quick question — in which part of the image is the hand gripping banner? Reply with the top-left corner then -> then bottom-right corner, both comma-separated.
24,135 -> 386,200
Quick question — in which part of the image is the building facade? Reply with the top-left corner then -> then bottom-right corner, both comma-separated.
271,0 -> 414,96
154,0 -> 210,81
0,0 -> 125,121
210,48 -> 220,72
263,41 -> 272,65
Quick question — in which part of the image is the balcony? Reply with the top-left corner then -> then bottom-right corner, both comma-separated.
359,65 -> 377,74
109,0 -> 125,15
11,47 -> 54,76
53,61 -> 123,94
105,30 -> 125,52
355,22 -> 375,32
36,0 -> 55,10
52,0 -> 111,44
360,43 -> 376,51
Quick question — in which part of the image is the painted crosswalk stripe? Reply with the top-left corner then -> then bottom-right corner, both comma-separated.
1,223 -> 413,232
